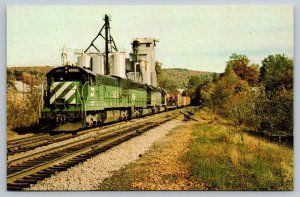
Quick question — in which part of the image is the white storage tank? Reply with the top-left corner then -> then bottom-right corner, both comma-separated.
92,54 -> 104,75
111,52 -> 126,78
77,53 -> 91,68
151,71 -> 157,87
140,60 -> 151,85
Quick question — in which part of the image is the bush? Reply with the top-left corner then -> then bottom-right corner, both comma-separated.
259,89 -> 293,135
7,85 -> 43,129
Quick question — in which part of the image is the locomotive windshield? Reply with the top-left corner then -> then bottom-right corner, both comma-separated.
50,72 -> 86,82
46,66 -> 96,85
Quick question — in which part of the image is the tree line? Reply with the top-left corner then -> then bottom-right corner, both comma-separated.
187,53 -> 293,138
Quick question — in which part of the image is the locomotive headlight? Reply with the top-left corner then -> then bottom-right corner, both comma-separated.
65,66 -> 68,73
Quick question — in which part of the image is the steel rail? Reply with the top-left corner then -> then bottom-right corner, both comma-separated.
7,115 -> 175,188
7,120 -> 149,166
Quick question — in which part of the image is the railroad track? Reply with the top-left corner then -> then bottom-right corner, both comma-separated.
7,133 -> 66,155
7,125 -> 113,155
7,112 -> 179,191
7,109 -> 185,155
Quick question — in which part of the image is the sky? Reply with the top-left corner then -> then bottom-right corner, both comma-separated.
7,5 -> 293,73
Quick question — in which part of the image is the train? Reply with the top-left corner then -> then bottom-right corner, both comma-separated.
39,15 -> 190,132
166,92 -> 191,109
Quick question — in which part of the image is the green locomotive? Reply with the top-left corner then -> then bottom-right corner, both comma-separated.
40,65 -> 166,131
40,15 -> 167,131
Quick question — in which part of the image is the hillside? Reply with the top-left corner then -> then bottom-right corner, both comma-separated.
7,66 -> 215,91
159,68 -> 215,91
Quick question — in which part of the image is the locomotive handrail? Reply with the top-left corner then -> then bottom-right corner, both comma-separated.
75,88 -> 83,118
81,82 -> 88,119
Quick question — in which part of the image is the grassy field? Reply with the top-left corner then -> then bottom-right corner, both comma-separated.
185,119 -> 294,191
96,108 -> 293,191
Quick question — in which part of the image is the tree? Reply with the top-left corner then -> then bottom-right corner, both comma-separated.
259,54 -> 294,135
226,53 -> 250,73
244,64 -> 259,86
155,61 -> 163,83
211,67 -> 240,108
187,75 -> 213,105
155,61 -> 177,92
260,54 -> 293,93
187,76 -> 203,89
199,53 -> 293,137
226,53 -> 259,86
212,72 -> 219,82
7,69 -> 16,88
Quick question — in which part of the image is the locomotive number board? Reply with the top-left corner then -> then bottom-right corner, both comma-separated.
55,68 -> 80,73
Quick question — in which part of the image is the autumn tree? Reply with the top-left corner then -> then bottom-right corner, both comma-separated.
226,53 -> 259,86
18,72 -> 44,89
199,53 -> 293,138
7,69 -> 46,129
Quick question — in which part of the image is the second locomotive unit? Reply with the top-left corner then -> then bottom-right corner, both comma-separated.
40,15 -> 167,131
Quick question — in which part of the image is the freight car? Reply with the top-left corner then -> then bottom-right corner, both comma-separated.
166,91 -> 191,109
182,96 -> 191,107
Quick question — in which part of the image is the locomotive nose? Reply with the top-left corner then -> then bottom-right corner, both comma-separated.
50,82 -> 78,105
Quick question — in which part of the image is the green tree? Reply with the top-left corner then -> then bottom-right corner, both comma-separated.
155,61 -> 163,84
7,69 -> 16,88
211,67 -> 240,108
187,75 -> 203,89
226,53 -> 250,73
259,54 -> 293,135
212,72 -> 219,82
155,62 -> 176,91
187,75 -> 212,105
260,54 -> 293,93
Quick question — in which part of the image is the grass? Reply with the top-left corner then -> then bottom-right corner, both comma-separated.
185,121 -> 293,191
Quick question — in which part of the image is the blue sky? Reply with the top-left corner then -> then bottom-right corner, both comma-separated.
7,5 -> 293,72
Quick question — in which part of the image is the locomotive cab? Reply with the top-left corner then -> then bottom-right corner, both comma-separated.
40,65 -> 96,129
44,65 -> 95,107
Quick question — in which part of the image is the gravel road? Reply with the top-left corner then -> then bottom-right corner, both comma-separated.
26,118 -> 185,190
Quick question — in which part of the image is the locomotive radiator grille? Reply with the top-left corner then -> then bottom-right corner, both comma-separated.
50,82 -> 77,105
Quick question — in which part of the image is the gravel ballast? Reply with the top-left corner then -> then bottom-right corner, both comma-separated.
27,119 -> 185,190
8,113 -> 167,162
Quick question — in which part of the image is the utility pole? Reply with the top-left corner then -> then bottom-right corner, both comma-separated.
104,14 -> 110,75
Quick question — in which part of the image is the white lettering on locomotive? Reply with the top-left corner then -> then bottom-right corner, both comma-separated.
68,68 -> 80,72
90,87 -> 95,97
